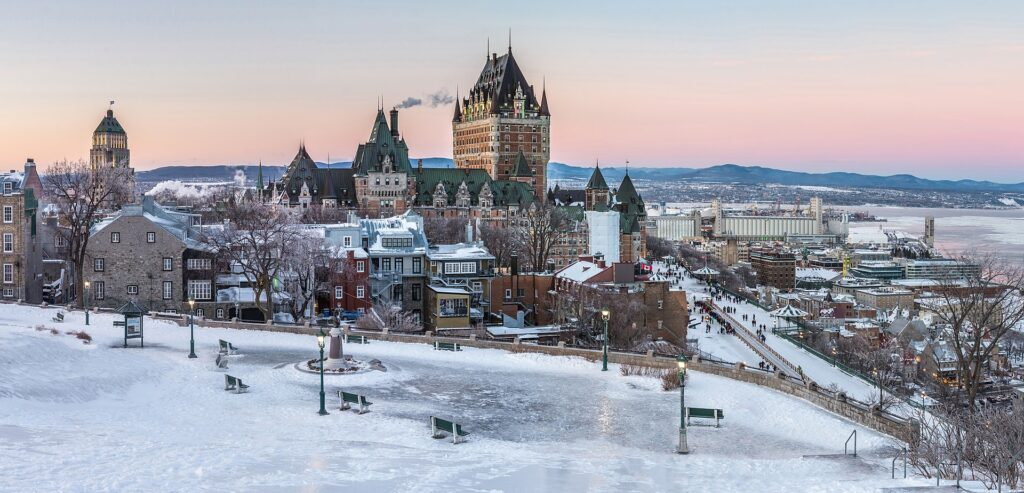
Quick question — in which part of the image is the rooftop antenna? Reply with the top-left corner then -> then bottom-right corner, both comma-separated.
625,159 -> 629,175
508,28 -> 512,52
487,38 -> 490,58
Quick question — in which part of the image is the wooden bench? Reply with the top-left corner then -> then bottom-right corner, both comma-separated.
345,334 -> 368,345
214,353 -> 229,370
219,339 -> 239,355
686,407 -> 724,428
338,390 -> 372,414
434,341 -> 462,352
430,416 -> 469,444
52,312 -> 65,323
224,374 -> 249,393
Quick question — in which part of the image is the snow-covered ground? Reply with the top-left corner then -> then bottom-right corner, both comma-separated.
0,305 -> 942,492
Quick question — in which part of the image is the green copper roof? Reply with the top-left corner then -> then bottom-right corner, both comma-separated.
410,168 -> 533,207
585,165 -> 608,190
511,150 -> 533,177
95,109 -> 126,134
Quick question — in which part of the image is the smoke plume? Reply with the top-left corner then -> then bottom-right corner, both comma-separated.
394,89 -> 454,109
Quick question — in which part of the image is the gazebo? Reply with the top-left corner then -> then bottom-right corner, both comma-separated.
769,304 -> 808,333
693,266 -> 719,283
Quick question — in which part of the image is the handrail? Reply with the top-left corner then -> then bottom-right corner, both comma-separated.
891,447 -> 907,479
845,429 -> 857,457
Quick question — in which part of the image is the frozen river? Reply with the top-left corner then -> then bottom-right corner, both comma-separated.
0,306 -> 943,492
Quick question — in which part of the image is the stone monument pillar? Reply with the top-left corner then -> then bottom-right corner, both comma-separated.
324,326 -> 347,370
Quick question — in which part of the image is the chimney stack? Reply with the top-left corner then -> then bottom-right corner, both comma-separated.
389,108 -> 399,137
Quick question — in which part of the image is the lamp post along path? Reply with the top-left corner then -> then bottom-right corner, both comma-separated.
83,281 -> 91,326
677,354 -> 690,454
188,298 -> 197,358
317,331 -> 329,415
601,308 -> 610,372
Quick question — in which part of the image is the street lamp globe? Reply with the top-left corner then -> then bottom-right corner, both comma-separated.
317,334 -> 326,349
189,298 -> 195,310
601,308 -> 610,321
84,281 -> 90,289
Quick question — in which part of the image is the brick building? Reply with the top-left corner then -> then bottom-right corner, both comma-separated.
453,45 -> 550,199
750,247 -> 797,289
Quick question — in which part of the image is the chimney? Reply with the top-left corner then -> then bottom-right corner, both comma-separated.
510,254 -> 518,276
465,222 -> 473,243
389,108 -> 399,137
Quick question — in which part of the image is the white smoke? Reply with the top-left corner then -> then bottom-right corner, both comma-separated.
394,89 -> 454,109
145,180 -> 230,200
233,169 -> 247,188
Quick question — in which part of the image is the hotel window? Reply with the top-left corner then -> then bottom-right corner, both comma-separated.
94,281 -> 105,300
443,262 -> 476,275
110,232 -> 120,243
335,286 -> 343,300
382,258 -> 391,272
127,285 -> 139,295
356,285 -> 365,299
188,280 -> 212,300
357,261 -> 365,273
147,232 -> 156,243
3,182 -> 11,194
2,233 -> 12,253
2,206 -> 12,223
411,284 -> 421,301
2,288 -> 12,298
162,281 -> 173,300
94,258 -> 105,272
343,236 -> 352,247
392,284 -> 403,301
163,258 -> 173,271
504,289 -> 511,300
196,308 -> 205,318
394,258 -> 404,273
2,264 -> 12,283
54,236 -> 67,248
472,281 -> 482,292
216,308 -> 224,319
412,258 -> 421,274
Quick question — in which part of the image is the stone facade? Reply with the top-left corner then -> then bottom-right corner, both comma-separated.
90,108 -> 131,171
83,198 -> 208,313
0,166 -> 42,303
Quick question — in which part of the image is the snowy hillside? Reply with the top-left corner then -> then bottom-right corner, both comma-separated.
0,305 -> 939,492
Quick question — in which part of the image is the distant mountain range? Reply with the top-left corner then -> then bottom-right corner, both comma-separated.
136,160 -> 1024,194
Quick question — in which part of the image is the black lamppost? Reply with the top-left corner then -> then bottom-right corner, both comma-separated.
601,308 -> 610,371
188,298 -> 197,358
317,330 -> 328,416
84,281 -> 91,326
677,354 -> 689,454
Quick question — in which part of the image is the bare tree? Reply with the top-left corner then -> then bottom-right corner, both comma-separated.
645,234 -> 674,260
929,254 -> 1024,410
423,216 -> 469,245
300,205 -> 354,225
44,160 -> 134,306
201,201 -> 304,321
355,302 -> 420,333
512,206 -> 571,272
282,233 -> 335,321
479,220 -> 515,269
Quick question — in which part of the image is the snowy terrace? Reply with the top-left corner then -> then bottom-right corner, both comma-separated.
0,304 -> 946,492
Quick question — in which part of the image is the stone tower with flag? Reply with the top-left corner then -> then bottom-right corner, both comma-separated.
452,42 -> 550,200
90,103 -> 131,171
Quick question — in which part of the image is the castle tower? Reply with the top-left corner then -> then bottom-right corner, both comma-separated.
453,43 -> 550,199
90,107 -> 131,170
584,163 -> 609,211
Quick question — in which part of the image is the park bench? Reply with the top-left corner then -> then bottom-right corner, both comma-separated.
338,390 -> 372,414
345,334 -> 368,344
52,312 -> 65,323
430,416 -> 469,444
219,339 -> 239,355
434,341 -> 462,352
214,353 -> 229,370
686,407 -> 724,428
223,374 -> 249,394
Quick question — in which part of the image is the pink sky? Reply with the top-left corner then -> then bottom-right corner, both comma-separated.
1,1 -> 1022,181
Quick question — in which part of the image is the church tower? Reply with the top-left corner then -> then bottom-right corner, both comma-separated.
90,106 -> 131,170
453,42 -> 550,199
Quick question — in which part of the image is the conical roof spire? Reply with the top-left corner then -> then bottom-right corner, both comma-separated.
511,150 -> 533,177
539,77 -> 550,116
256,160 -> 264,190
586,161 -> 608,190
452,87 -> 463,123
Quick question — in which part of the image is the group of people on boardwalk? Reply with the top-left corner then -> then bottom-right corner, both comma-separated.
693,300 -> 734,335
